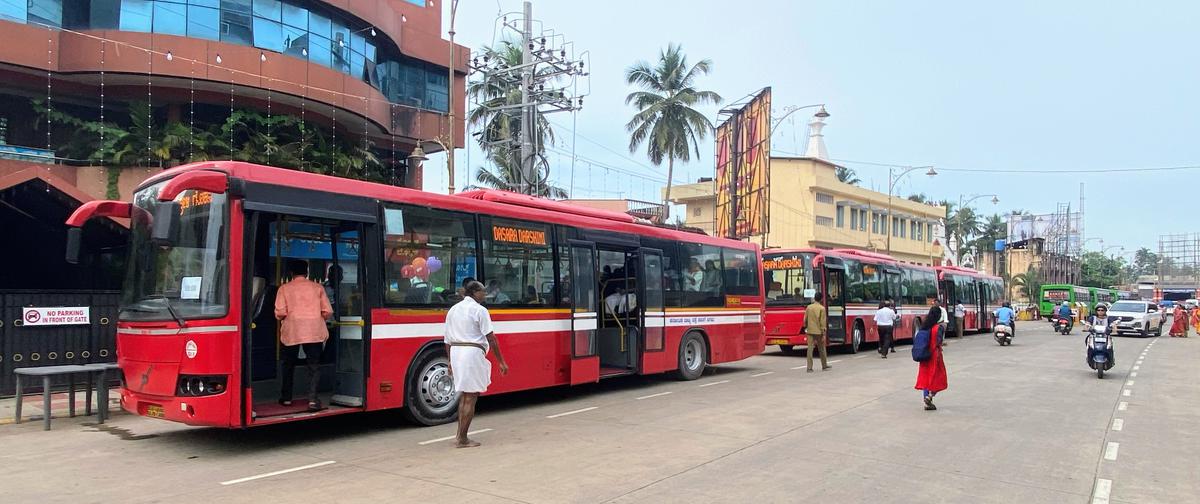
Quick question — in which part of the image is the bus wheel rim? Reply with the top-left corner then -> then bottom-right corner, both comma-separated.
419,360 -> 457,413
685,338 -> 702,371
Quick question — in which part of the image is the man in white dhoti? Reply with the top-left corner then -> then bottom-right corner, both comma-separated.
444,281 -> 509,448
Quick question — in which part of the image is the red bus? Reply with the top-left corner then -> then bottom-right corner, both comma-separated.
65,161 -> 764,428
936,265 -> 1004,333
762,249 -> 939,353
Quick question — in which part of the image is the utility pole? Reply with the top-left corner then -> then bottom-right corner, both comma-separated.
446,0 -> 459,194
518,0 -> 535,194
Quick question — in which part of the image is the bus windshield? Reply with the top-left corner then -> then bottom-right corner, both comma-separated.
120,181 -> 229,322
762,253 -> 816,306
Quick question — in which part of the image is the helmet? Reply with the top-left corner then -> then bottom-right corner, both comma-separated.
1062,301 -> 1070,306
1003,301 -> 1011,308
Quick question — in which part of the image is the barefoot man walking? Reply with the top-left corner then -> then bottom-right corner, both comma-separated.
444,280 -> 509,448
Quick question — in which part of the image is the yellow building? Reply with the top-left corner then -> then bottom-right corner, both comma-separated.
666,156 -> 946,266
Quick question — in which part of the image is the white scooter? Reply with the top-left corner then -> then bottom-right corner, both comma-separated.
994,323 -> 1013,346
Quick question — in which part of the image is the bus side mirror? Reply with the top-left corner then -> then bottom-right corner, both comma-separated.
151,202 -> 181,246
65,227 -> 82,264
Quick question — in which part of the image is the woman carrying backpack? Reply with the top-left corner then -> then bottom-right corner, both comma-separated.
914,305 -> 948,411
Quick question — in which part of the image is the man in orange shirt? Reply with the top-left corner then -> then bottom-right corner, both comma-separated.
275,260 -> 334,411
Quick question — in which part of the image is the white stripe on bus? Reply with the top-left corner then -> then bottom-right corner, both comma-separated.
372,314 -> 759,340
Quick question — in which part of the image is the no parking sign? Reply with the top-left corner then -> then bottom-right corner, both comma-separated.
21,307 -> 91,326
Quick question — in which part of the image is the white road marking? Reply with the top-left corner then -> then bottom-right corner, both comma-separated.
1130,372 -> 1138,377
750,371 -> 774,377
418,429 -> 492,445
546,406 -> 598,419
1123,389 -> 1132,397
1112,418 -> 1124,431
1104,442 -> 1120,461
1126,380 -> 1135,386
220,461 -> 336,486
1133,365 -> 1140,371
828,359 -> 844,364
791,365 -> 809,370
699,380 -> 731,388
636,391 -> 672,400
1092,478 -> 1112,504
1118,401 -> 1128,411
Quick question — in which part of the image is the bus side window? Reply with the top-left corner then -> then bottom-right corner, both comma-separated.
381,205 -> 478,306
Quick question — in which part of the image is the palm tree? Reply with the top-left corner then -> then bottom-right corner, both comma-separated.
625,43 -> 722,215
836,166 -> 861,185
472,149 -> 567,199
907,193 -> 929,204
948,206 -> 981,264
1010,267 -> 1042,303
467,41 -> 556,158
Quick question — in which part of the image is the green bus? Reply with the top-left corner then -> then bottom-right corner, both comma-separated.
1091,287 -> 1119,307
1039,284 -> 1092,320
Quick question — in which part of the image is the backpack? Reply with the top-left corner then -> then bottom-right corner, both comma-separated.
912,327 -> 934,362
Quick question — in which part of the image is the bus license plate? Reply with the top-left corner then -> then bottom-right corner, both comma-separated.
145,404 -> 165,418
767,338 -> 790,345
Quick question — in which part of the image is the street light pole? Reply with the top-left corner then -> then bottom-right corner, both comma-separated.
886,166 -> 937,254
953,193 -> 999,266
446,0 -> 459,194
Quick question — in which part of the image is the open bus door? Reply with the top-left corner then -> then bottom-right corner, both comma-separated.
823,258 -> 848,344
568,241 -> 600,384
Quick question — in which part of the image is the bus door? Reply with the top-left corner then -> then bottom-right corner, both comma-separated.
883,267 -> 903,335
568,240 -> 600,385
637,248 -> 667,374
329,224 -> 367,408
823,259 -> 848,344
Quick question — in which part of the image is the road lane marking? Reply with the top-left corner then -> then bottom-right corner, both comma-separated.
790,366 -> 808,370
1130,372 -> 1138,377
418,429 -> 492,445
1133,365 -> 1140,371
750,372 -> 774,377
220,461 -> 336,486
699,380 -> 731,388
1092,478 -> 1112,504
1112,419 -> 1124,431
1104,442 -> 1120,461
546,407 -> 598,419
636,392 -> 672,400
1118,401 -> 1128,411
828,359 -> 844,364
1123,389 -> 1132,397
1126,380 -> 1135,386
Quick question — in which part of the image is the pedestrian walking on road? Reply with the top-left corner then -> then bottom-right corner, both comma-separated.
954,301 -> 966,339
444,281 -> 510,448
805,293 -> 831,372
875,301 -> 897,358
915,306 -> 948,411
1169,304 -> 1188,337
275,260 -> 334,412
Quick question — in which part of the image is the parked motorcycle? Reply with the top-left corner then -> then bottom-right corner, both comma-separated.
993,323 -> 1013,346
1086,325 -> 1115,379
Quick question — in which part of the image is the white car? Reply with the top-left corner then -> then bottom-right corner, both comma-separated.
1107,301 -> 1165,337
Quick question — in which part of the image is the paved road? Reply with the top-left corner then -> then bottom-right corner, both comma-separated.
2,321 -> 1195,503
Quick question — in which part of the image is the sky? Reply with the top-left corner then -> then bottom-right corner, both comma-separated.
421,0 -> 1200,256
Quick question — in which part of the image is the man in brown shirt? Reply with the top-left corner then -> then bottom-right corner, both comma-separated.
805,293 -> 831,373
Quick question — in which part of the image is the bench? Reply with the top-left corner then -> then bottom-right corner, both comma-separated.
13,363 -> 120,430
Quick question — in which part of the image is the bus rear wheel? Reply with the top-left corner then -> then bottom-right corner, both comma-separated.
402,348 -> 460,426
675,332 -> 707,380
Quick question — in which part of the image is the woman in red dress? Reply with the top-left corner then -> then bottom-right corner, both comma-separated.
1169,304 -> 1188,337
915,305 -> 948,410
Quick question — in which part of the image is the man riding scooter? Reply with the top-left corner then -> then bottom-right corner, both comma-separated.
995,301 -> 1016,336
1055,300 -> 1074,332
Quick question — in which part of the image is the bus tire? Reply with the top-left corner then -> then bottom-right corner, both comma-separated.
402,347 -> 460,426
675,332 -> 707,381
848,322 -> 864,354
778,345 -> 796,354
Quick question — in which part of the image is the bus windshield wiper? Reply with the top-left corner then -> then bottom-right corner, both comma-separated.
143,295 -> 187,328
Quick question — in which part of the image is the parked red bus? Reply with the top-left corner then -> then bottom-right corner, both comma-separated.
65,161 -> 764,428
936,265 -> 1004,333
762,249 -> 938,353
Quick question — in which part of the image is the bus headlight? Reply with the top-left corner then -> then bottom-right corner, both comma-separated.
176,375 -> 227,397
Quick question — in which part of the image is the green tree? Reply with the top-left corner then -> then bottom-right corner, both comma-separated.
907,193 -> 929,204
947,205 -> 980,264
969,214 -> 1006,263
625,43 -> 722,215
835,166 -> 861,185
472,149 -> 567,198
1010,267 -> 1042,302
1131,247 -> 1160,277
1080,251 -> 1127,287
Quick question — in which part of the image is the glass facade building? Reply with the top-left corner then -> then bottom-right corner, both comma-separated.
0,0 -> 448,112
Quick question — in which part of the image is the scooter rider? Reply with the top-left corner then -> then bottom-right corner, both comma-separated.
1057,300 -> 1074,329
1083,304 -> 1115,337
995,301 -> 1016,336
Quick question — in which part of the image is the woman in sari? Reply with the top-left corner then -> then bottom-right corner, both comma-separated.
915,305 -> 948,410
1191,305 -> 1200,335
1169,304 -> 1188,337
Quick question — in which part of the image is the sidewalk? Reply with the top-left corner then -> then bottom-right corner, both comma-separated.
0,388 -> 123,426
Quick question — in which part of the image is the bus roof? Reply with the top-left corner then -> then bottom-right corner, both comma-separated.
140,161 -> 758,250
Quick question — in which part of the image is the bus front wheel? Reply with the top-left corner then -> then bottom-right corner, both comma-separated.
848,323 -> 864,354
403,348 -> 460,426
